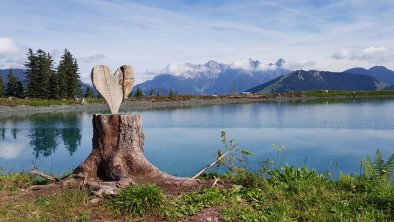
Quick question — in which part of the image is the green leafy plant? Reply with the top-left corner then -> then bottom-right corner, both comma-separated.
362,149 -> 394,182
192,131 -> 252,179
268,166 -> 321,184
215,131 -> 253,172
109,184 -> 163,217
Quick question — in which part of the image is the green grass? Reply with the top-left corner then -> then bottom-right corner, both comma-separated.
103,168 -> 394,221
0,97 -> 106,107
0,172 -> 37,191
0,167 -> 393,221
0,189 -> 90,222
220,169 -> 394,221
162,187 -> 225,219
0,149 -> 393,221
108,184 -> 163,218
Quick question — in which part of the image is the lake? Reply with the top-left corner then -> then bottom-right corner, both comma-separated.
1,99 -> 394,177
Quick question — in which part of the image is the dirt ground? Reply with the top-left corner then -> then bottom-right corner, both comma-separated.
0,177 -> 230,221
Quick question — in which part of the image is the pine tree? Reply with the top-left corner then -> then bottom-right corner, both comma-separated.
168,89 -> 176,97
84,87 -> 94,98
6,69 -> 18,97
134,87 -> 143,97
24,49 -> 55,98
6,69 -> 23,98
25,48 -> 39,97
57,49 -> 81,99
0,75 -> 4,97
48,72 -> 59,99
15,79 -> 24,98
70,58 -> 81,97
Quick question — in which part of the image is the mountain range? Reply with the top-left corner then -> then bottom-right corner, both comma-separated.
344,66 -> 394,84
3,64 -> 394,96
133,59 -> 290,95
0,69 -> 26,83
135,60 -> 394,95
247,70 -> 389,94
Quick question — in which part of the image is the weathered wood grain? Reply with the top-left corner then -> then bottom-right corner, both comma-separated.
91,65 -> 134,114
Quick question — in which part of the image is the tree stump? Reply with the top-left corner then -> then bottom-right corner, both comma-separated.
74,114 -> 198,194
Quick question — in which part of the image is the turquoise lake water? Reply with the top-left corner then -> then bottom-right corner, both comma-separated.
0,99 -> 393,177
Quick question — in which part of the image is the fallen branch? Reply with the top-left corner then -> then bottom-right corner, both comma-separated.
211,176 -> 220,188
28,184 -> 55,191
192,149 -> 232,179
30,170 -> 58,182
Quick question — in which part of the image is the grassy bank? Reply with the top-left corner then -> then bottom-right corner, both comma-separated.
1,90 -> 394,107
0,97 -> 105,107
0,169 -> 393,221
0,151 -> 393,221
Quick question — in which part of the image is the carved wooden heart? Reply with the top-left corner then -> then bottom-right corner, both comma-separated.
91,65 -> 134,114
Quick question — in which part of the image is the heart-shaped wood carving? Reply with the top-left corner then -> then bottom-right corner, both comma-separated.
91,65 -> 134,114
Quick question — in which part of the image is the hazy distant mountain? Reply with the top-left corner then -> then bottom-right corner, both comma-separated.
0,69 -> 26,83
247,70 -> 386,94
133,59 -> 290,95
345,66 -> 394,84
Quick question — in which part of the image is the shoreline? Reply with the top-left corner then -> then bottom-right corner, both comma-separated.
1,94 -> 394,116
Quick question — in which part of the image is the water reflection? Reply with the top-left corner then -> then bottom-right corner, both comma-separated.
1,128 -> 4,140
28,113 -> 82,158
30,128 -> 59,158
61,128 -> 81,156
11,128 -> 18,140
0,99 -> 394,176
0,112 -> 83,159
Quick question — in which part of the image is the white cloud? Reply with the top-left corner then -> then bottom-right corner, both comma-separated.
148,61 -> 215,78
79,53 -> 106,63
230,59 -> 256,71
0,37 -> 26,68
0,138 -> 28,159
146,58 -> 304,80
286,60 -> 317,70
0,37 -> 20,55
332,46 -> 392,62
332,49 -> 352,59
353,46 -> 389,60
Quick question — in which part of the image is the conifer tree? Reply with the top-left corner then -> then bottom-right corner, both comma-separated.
15,79 -> 24,98
84,87 -> 94,98
168,89 -> 176,97
25,48 -> 39,97
24,49 -> 54,98
134,87 -> 143,97
0,75 -> 4,97
6,69 -> 17,97
48,72 -> 60,99
57,49 -> 81,99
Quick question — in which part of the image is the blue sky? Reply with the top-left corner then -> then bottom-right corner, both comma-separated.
0,0 -> 393,83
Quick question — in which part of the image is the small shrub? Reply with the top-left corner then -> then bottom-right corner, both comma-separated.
337,173 -> 372,193
109,184 -> 163,217
268,166 -> 323,184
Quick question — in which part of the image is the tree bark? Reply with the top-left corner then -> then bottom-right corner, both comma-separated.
74,114 -> 197,189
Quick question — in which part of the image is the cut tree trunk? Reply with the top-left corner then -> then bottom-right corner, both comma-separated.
74,114 -> 198,192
